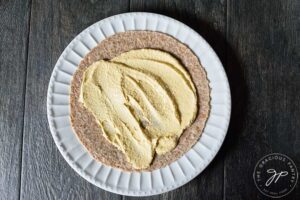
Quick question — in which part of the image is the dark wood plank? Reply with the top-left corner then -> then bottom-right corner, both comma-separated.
127,0 -> 227,199
225,0 -> 300,199
0,1 -> 31,199
20,0 -> 129,199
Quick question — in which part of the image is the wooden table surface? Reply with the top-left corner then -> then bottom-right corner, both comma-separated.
0,0 -> 299,199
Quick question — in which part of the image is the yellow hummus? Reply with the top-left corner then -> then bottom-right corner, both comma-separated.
79,49 -> 197,169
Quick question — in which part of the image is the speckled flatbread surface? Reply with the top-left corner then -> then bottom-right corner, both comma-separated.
70,31 -> 210,171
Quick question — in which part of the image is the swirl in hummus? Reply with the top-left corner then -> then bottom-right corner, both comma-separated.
79,49 -> 197,169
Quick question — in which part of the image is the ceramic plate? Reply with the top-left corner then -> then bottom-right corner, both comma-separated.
47,12 -> 231,196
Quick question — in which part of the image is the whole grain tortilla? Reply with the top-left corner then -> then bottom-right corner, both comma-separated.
70,31 -> 210,171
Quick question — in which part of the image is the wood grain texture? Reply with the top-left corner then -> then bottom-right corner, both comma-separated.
225,0 -> 300,199
0,1 -> 31,200
128,0 -> 227,199
19,0 -> 129,199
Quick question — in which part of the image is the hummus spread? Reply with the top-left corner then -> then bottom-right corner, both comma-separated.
79,49 -> 197,169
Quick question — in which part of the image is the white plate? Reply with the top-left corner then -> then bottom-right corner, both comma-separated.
47,12 -> 231,196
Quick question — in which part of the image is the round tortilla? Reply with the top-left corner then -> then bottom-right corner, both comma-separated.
70,31 -> 210,171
